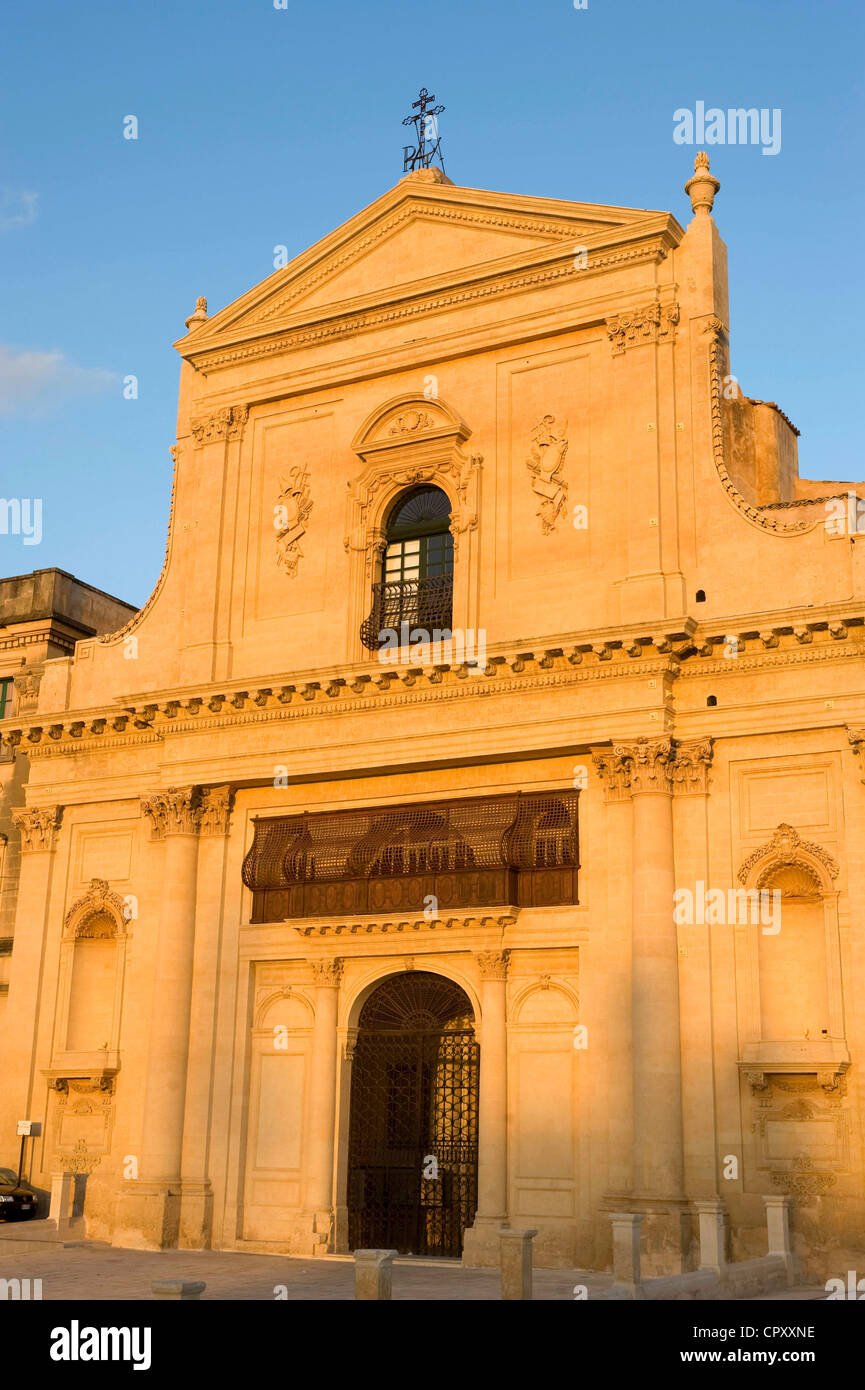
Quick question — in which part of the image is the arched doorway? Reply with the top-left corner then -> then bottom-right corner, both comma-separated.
347,971 -> 479,1257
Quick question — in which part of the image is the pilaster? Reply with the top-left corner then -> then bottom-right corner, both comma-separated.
0,806 -> 62,1140
114,787 -> 202,1250
462,948 -> 509,1267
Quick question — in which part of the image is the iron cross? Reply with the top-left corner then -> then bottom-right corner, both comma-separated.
402,87 -> 446,173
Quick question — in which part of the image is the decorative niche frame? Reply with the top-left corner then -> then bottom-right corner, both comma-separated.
344,393 -> 482,662
47,878 -> 131,1085
734,825 -> 848,1093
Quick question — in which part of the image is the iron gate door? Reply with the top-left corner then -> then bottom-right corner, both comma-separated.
347,974 -> 479,1258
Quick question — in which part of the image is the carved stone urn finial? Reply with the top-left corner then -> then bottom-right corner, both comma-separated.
185,295 -> 209,332
685,152 -> 720,217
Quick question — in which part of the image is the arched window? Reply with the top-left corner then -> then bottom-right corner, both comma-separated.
360,485 -> 454,650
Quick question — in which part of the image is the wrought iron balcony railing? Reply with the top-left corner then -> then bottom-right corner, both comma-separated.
360,574 -> 454,651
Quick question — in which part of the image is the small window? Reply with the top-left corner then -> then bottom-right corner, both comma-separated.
707,695 -> 718,707
695,590 -> 706,603
0,678 -> 12,719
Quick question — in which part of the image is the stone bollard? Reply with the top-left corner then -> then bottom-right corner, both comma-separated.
695,1199 -> 727,1273
499,1227 -> 538,1300
151,1280 -> 206,1301
354,1249 -> 398,1300
610,1212 -> 643,1286
48,1171 -> 75,1230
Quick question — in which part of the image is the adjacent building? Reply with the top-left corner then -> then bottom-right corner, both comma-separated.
0,570 -> 135,1019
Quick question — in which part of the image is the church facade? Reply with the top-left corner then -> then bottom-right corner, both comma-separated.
2,155 -> 864,1279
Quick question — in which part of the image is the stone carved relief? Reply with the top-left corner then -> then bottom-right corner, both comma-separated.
58,1139 -> 103,1175
64,879 -> 128,938
389,409 -> 435,435
54,1078 -> 115,1173
275,467 -> 314,578
770,1155 -> 837,1199
737,823 -> 839,890
751,1077 -> 847,1199
526,415 -> 569,534
12,805 -> 62,852
606,302 -> 679,355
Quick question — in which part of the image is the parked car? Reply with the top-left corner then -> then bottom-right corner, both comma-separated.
0,1168 -> 38,1221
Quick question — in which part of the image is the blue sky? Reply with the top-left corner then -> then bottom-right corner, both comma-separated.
1,0 -> 862,607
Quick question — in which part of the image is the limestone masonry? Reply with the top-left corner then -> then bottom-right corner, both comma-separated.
1,156 -> 863,1280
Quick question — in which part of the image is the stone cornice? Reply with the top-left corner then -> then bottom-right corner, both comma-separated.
0,626 -> 77,654
185,236 -> 673,375
4,619 -> 865,759
296,911 -> 518,938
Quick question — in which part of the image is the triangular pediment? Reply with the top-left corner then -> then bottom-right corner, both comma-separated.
180,173 -> 669,354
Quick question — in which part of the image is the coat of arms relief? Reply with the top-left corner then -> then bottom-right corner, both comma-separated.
526,415 -> 569,533
274,467 -> 314,577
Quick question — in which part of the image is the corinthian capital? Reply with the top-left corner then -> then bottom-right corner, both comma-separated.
311,959 -> 343,988
671,738 -> 714,795
13,805 -> 62,852
605,302 -> 679,355
199,785 -> 234,836
611,737 -> 675,795
190,404 -> 249,446
141,787 -> 201,839
476,949 -> 510,981
592,747 -> 632,802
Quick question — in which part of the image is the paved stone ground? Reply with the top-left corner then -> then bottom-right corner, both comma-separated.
0,1245 -> 826,1300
